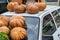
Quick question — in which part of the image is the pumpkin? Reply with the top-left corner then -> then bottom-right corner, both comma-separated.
26,5 -> 39,14
0,26 -> 10,34
0,16 -> 9,26
14,5 -> 26,13
9,19 -> 25,28
0,20 -> 6,27
0,32 -> 9,40
10,15 -> 25,22
7,2 -> 19,12
35,2 -> 46,11
20,4 -> 27,9
10,27 -> 27,40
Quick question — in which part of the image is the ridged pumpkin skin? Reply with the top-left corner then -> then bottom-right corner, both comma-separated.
20,4 -> 27,9
0,20 -> 6,27
14,5 -> 26,13
35,2 -> 46,11
7,2 -> 18,12
10,15 -> 25,22
0,26 -> 10,34
0,16 -> 9,26
10,19 -> 25,28
10,16 -> 25,28
26,5 -> 39,14
10,27 -> 27,40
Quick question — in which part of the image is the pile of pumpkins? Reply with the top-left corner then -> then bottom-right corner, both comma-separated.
0,15 -> 27,40
7,2 -> 46,14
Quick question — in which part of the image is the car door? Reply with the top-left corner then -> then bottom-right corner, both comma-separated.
42,14 -> 56,40
51,9 -> 60,40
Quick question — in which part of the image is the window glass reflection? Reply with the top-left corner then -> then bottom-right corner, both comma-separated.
24,16 -> 40,40
52,10 -> 60,27
43,14 -> 56,35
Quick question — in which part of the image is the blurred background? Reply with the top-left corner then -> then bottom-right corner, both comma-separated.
0,0 -> 60,13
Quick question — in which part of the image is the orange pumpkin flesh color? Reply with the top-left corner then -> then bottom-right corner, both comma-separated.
14,5 -> 26,13
26,5 -> 39,14
0,16 -> 9,26
9,19 -> 25,28
0,20 -> 6,27
35,2 -> 46,11
10,15 -> 25,22
20,4 -> 27,9
10,27 -> 27,40
0,15 -> 27,40
7,2 -> 19,12
0,16 -> 9,23
10,15 -> 25,28
0,26 -> 10,34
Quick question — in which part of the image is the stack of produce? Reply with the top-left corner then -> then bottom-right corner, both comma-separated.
7,2 -> 46,14
0,15 -> 27,40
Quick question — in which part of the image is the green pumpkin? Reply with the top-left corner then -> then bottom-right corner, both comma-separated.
0,32 -> 9,40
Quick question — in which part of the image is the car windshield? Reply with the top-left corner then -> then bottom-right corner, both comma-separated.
24,16 -> 40,40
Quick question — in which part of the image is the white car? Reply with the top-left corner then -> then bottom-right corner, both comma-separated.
1,5 -> 60,40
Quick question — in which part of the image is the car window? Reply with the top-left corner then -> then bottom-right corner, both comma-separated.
42,14 -> 56,35
52,10 -> 60,28
57,8 -> 60,13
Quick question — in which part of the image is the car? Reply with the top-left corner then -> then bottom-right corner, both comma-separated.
1,5 -> 60,40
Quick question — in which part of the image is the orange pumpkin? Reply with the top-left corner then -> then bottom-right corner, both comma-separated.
0,20 -> 6,27
20,4 -> 27,9
0,26 -> 10,34
7,2 -> 19,12
0,16 -> 9,26
10,27 -> 27,40
14,5 -> 26,13
10,15 -> 25,22
26,5 -> 39,14
35,2 -> 46,11
9,19 -> 25,28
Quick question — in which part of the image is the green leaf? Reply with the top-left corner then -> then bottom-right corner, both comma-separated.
0,32 -> 9,40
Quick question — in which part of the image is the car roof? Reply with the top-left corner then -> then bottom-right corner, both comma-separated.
39,5 -> 60,18
1,5 -> 60,17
